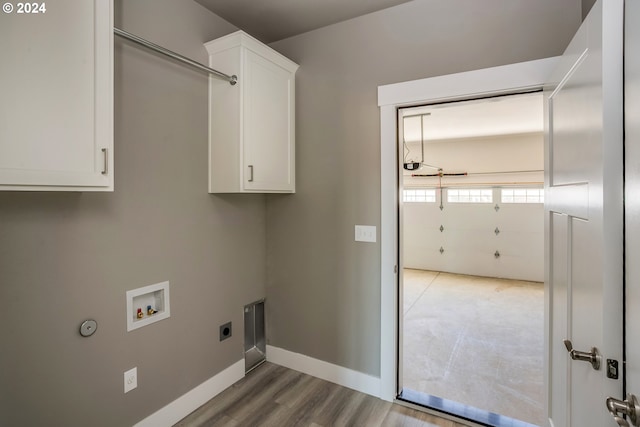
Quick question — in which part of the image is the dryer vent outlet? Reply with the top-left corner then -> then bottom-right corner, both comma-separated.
219,322 -> 232,341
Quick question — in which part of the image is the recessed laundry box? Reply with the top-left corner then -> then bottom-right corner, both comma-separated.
244,299 -> 266,373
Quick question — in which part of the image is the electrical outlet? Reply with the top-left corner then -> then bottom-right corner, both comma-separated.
220,322 -> 232,341
124,367 -> 137,393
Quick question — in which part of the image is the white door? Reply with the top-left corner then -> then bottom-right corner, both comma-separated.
545,0 -> 624,426
243,49 -> 295,192
622,0 -> 640,426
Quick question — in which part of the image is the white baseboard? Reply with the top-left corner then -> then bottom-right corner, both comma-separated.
134,359 -> 244,427
135,347 -> 381,426
266,345 -> 381,398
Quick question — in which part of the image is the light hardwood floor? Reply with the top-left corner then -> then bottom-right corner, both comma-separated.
175,362 -> 466,427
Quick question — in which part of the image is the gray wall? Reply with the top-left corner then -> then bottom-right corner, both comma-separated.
583,0 -> 597,20
0,1 -> 265,426
0,0 -> 585,425
266,0 -> 582,376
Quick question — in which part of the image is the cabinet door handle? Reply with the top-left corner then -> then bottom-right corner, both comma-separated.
248,165 -> 254,182
101,148 -> 108,175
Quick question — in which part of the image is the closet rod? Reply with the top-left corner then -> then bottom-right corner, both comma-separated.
114,27 -> 237,85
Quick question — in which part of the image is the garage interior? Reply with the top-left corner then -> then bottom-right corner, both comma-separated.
400,93 -> 545,426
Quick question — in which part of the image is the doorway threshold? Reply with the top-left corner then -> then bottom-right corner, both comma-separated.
398,388 -> 539,427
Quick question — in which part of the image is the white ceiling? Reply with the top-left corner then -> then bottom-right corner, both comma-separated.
402,92 -> 544,143
194,0 -> 414,43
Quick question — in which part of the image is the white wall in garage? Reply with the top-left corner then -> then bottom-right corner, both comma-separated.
402,132 -> 544,282
403,133 -> 543,188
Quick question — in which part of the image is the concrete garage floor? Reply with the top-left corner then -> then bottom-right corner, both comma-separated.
402,269 -> 544,426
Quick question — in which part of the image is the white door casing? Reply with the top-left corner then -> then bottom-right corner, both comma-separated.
545,1 -> 623,427
378,57 -> 559,402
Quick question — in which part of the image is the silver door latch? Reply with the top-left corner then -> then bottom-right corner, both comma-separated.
563,339 -> 601,370
606,394 -> 640,427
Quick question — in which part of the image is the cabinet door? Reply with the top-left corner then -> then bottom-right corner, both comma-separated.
0,0 -> 113,191
243,49 -> 295,192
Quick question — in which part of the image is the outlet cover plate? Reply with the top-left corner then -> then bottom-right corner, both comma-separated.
124,367 -> 137,393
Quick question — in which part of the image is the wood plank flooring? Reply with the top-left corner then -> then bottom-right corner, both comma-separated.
174,362 -> 467,427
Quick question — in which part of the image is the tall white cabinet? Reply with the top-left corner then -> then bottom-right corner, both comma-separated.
205,31 -> 299,193
0,0 -> 113,191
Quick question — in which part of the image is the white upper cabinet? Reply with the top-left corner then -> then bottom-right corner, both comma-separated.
0,0 -> 113,191
205,31 -> 298,193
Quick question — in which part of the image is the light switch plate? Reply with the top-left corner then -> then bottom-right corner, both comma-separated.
355,225 -> 376,243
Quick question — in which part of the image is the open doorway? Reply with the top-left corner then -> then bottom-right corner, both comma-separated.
398,92 -> 545,426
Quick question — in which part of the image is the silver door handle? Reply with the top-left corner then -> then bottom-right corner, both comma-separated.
248,165 -> 254,182
563,339 -> 601,370
606,394 -> 640,427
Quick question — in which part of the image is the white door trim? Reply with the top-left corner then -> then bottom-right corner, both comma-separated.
377,56 -> 560,402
